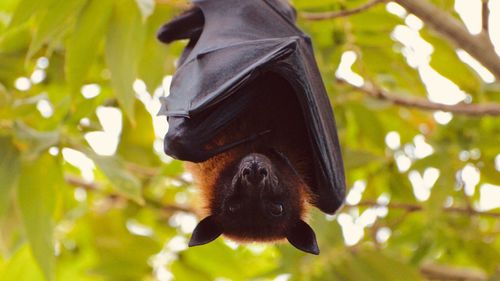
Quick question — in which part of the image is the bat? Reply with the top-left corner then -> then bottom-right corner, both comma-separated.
157,0 -> 345,255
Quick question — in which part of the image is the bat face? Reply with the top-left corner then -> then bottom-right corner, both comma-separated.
188,153 -> 320,255
217,153 -> 301,239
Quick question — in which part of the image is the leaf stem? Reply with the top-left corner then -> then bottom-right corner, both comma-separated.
352,200 -> 500,219
346,80 -> 500,116
299,0 -> 388,21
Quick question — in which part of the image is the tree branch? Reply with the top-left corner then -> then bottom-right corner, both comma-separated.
420,263 -> 487,281
64,175 -> 98,190
299,0 -> 388,21
66,170 -> 500,219
64,174 -> 195,214
482,0 -> 489,38
125,162 -> 159,178
354,200 -> 500,219
349,81 -> 500,116
395,0 -> 500,80
125,162 -> 191,185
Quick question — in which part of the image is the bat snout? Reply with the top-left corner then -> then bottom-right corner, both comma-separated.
241,164 -> 269,184
239,154 -> 272,185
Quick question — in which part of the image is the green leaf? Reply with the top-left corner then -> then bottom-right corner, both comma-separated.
17,153 -> 61,281
0,0 -> 20,13
85,150 -> 143,204
334,253 -> 378,281
105,0 -> 146,121
65,0 -> 113,92
410,236 -> 434,265
118,102 -> 156,165
343,148 -> 384,169
28,0 -> 87,58
7,0 -> 51,29
0,24 -> 31,53
171,260 -> 211,281
89,209 -> 161,279
13,122 -> 60,158
13,122 -> 59,160
357,251 -> 424,281
350,104 -> 386,149
137,5 -> 175,91
0,246 -> 45,281
424,166 -> 454,221
181,241 -> 278,280
0,137 -> 20,217
11,93 -> 49,117
0,53 -> 25,84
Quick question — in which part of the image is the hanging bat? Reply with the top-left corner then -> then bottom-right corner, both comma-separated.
157,0 -> 345,255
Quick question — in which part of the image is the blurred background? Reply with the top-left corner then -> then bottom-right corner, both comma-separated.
0,0 -> 499,280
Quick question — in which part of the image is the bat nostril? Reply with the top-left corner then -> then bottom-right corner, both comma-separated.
242,167 -> 251,177
241,164 -> 268,183
258,167 -> 268,177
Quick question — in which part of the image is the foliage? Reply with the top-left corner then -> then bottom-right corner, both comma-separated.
0,0 -> 499,280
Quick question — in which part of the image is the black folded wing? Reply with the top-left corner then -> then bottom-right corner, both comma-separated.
157,0 -> 345,214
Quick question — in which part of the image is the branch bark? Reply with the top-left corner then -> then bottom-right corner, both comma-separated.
66,172 -> 500,219
354,200 -> 500,219
420,263 -> 487,281
395,0 -> 500,81
481,0 -> 489,38
350,81 -> 500,116
125,162 -> 191,185
64,174 -> 195,214
300,0 -> 388,21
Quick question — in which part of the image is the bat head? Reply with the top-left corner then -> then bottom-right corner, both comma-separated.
189,153 -> 319,255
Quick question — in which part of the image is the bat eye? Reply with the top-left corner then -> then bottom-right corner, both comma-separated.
269,203 -> 284,217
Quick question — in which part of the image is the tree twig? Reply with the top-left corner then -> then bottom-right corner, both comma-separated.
125,162 -> 159,178
354,200 -> 500,219
64,174 -> 194,213
64,175 -> 98,190
349,81 -> 500,116
420,263 -> 487,281
125,162 -> 191,185
67,168 -> 500,220
395,0 -> 500,80
144,198 -> 195,214
300,0 -> 388,21
482,0 -> 489,39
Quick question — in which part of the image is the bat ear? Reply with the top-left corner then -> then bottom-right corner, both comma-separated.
188,216 -> 222,247
286,220 -> 320,255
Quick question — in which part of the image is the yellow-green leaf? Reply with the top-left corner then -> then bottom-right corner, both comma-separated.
85,150 -> 143,204
28,0 -> 87,59
13,122 -> 59,160
65,0 -> 113,92
358,251 -> 425,281
0,137 -> 20,217
17,153 -> 62,281
0,246 -> 45,281
105,0 -> 146,121
7,0 -> 51,29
